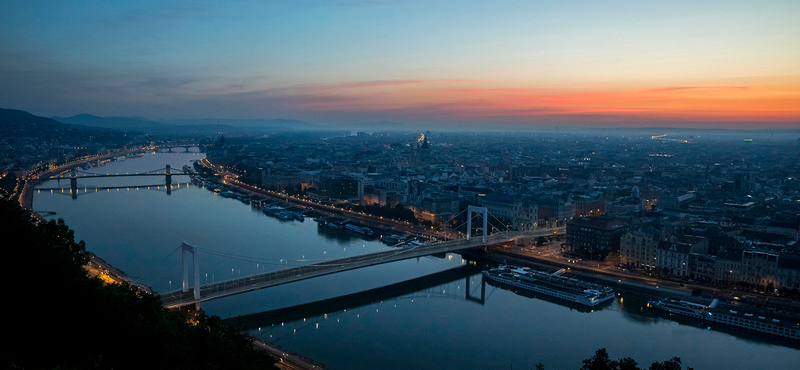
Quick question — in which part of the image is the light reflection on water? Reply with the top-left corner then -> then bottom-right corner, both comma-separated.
32,152 -> 800,370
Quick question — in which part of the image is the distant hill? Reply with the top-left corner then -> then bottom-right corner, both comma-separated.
0,108 -> 62,127
51,115 -> 321,133
51,114 -> 164,131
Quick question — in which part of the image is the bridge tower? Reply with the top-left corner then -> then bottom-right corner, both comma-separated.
70,168 -> 78,199
181,242 -> 200,300
466,205 -> 488,244
465,275 -> 486,304
165,164 -> 172,195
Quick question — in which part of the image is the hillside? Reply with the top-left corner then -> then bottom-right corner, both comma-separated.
0,107 -> 62,126
1,197 -> 279,370
52,114 -> 165,130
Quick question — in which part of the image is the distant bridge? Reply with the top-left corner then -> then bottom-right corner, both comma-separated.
161,224 -> 562,308
40,165 -> 192,197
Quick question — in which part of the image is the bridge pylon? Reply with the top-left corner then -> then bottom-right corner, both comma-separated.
165,165 -> 172,195
70,168 -> 78,199
181,242 -> 200,300
466,205 -> 488,244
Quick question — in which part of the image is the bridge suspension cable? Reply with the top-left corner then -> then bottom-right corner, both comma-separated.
133,245 -> 185,288
190,241 -> 439,271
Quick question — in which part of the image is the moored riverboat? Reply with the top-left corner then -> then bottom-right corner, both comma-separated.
381,234 -> 403,245
648,297 -> 800,340
482,264 -> 615,307
345,223 -> 375,236
262,205 -> 285,215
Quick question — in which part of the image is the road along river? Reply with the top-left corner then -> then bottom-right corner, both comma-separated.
32,151 -> 800,370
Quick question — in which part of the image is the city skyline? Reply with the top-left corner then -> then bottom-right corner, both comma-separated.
1,0 -> 798,128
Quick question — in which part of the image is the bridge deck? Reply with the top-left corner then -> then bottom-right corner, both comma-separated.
161,227 -> 561,307
46,173 -> 192,180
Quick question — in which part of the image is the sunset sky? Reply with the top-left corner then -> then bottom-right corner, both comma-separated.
1,0 -> 798,128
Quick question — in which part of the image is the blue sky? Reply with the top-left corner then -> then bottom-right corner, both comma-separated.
1,0 -> 798,127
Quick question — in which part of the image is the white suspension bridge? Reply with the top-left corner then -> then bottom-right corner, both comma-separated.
158,205 -> 563,308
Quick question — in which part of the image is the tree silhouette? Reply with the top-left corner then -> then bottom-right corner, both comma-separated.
0,197 -> 279,370
573,349 -> 692,370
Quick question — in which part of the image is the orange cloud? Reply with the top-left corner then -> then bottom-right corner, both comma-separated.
288,77 -> 800,125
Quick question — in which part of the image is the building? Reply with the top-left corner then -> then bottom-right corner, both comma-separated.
741,249 -> 780,289
777,253 -> 800,291
659,193 -> 696,210
480,193 -> 538,231
537,195 -> 575,227
574,196 -> 605,217
689,254 -> 716,282
262,173 -> 301,191
363,187 -> 402,206
316,175 -> 363,199
727,217 -> 800,240
566,216 -> 627,260
414,193 -> 461,223
715,253 -> 745,287
656,235 -> 707,277
620,221 -> 674,271
714,249 -> 800,291
657,241 -> 693,277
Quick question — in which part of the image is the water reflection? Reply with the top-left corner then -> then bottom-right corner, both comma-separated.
232,265 -> 484,331
483,278 -> 613,314
616,295 -> 800,350
31,151 -> 800,370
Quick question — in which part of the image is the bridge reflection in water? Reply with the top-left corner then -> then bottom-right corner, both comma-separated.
228,264 -> 487,332
36,183 -> 193,197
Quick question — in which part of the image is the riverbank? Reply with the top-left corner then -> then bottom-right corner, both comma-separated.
477,246 -> 691,299
475,245 -> 800,315
196,158 -> 439,240
30,151 -> 800,369
254,340 -> 326,370
19,146 -> 156,209
23,148 -> 323,368
197,158 -> 799,311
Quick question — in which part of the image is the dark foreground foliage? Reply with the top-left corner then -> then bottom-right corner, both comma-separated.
0,197 -> 278,370
577,348 -> 693,370
531,348 -> 695,370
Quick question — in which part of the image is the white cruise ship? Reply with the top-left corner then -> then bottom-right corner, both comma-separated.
649,297 -> 800,340
482,265 -> 615,307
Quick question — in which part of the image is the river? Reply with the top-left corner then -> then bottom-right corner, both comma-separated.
32,151 -> 800,370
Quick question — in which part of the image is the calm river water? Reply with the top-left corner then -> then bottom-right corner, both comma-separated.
32,151 -> 799,370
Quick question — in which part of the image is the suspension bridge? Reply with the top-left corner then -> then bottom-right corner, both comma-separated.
38,165 -> 193,197
39,169 -> 561,310
160,205 -> 562,308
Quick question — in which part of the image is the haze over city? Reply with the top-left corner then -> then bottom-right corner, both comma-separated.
1,0 -> 798,129
4,2 -> 800,370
